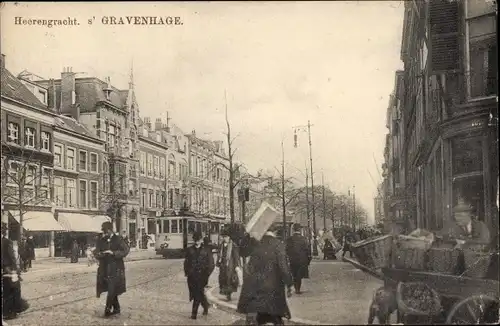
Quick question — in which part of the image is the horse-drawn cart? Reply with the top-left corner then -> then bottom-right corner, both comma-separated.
348,234 -> 500,324
382,267 -> 500,324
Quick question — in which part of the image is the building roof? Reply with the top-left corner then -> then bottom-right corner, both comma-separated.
187,134 -> 216,151
1,63 -> 52,111
54,115 -> 102,141
37,77 -> 129,113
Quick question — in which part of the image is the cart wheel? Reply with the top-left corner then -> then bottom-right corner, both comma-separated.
446,295 -> 499,325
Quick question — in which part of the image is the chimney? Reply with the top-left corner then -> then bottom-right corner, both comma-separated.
144,117 -> 152,131
154,118 -> 162,131
1,54 -> 5,69
192,129 -> 196,136
60,67 -> 78,119
50,79 -> 58,113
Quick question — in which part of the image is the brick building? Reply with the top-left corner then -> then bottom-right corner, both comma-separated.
382,0 -> 498,241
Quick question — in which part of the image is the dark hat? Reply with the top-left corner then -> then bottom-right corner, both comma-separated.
193,231 -> 203,241
293,224 -> 302,232
101,221 -> 113,231
220,228 -> 229,237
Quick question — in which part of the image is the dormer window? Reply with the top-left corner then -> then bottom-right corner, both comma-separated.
38,90 -> 47,104
156,133 -> 161,142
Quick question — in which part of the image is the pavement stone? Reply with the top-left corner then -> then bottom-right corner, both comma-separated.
207,260 -> 387,325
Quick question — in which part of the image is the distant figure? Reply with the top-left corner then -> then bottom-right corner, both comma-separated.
70,239 -> 79,263
342,231 -> 355,259
286,224 -> 311,294
121,231 -> 129,247
18,237 -> 28,272
238,225 -> 293,326
25,235 -> 35,269
323,238 -> 337,260
184,231 -> 215,319
94,222 -> 130,317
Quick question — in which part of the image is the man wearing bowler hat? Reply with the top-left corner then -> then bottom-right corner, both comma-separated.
93,221 -> 130,317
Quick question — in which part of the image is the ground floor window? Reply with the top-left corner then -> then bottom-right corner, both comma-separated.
452,175 -> 485,222
30,231 -> 51,248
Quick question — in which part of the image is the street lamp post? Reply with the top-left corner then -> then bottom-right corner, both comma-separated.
293,120 -> 318,256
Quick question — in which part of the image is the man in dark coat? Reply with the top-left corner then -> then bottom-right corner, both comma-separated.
286,224 -> 311,294
237,226 -> 293,326
2,222 -> 29,320
93,222 -> 130,317
184,231 -> 215,320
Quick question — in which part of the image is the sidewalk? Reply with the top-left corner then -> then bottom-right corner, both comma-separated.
207,260 -> 383,325
27,249 -> 161,274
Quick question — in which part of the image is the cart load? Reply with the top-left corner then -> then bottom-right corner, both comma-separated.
349,228 -> 498,280
396,282 -> 442,316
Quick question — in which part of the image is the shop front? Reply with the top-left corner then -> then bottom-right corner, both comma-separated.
55,212 -> 110,257
7,210 -> 64,258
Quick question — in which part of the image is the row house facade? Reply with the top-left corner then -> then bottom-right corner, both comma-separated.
37,67 -> 141,242
384,0 -> 498,243
137,117 -> 190,240
186,131 -> 230,221
1,56 -> 109,257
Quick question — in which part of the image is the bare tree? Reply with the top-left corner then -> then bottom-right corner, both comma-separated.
1,142 -> 53,240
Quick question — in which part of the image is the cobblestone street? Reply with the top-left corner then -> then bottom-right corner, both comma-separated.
12,259 -> 241,325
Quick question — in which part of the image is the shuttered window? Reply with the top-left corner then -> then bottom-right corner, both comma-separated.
428,0 -> 461,73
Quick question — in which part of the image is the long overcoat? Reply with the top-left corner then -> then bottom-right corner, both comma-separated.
237,235 -> 293,319
184,245 -> 215,301
286,233 -> 311,279
93,233 -> 130,298
217,240 -> 240,295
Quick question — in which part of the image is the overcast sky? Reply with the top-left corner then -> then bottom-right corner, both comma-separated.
2,1 -> 404,223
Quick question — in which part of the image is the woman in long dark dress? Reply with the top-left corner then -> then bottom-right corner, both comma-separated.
70,239 -> 79,263
184,231 -> 215,319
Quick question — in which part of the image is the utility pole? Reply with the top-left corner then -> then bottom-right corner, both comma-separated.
322,173 -> 326,231
281,140 -> 287,239
353,185 -> 356,231
331,197 -> 335,230
348,187 -> 351,229
293,120 -> 317,255
305,163 -> 311,247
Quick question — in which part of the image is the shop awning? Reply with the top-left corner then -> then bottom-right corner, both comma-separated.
57,213 -> 111,233
9,211 -> 64,231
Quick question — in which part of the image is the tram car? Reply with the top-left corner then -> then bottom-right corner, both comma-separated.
155,215 -> 224,258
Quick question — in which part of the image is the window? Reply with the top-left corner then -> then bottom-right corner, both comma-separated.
90,153 -> 98,173
26,165 -> 37,187
171,219 -> 178,233
90,181 -> 98,209
162,220 -> 170,234
128,180 -> 135,196
147,154 -> 153,177
156,191 -> 161,208
467,11 -> 497,98
24,127 -> 35,148
8,122 -> 19,143
452,136 -> 485,222
41,168 -> 51,188
41,132 -> 51,151
452,137 -> 483,175
161,192 -> 166,208
54,177 -> 64,207
169,188 -> 174,209
67,179 -> 76,207
54,144 -> 62,166
154,156 -> 159,177
38,90 -> 47,104
160,157 -> 166,178
79,151 -> 87,171
140,152 -> 146,175
108,124 -> 116,147
79,180 -> 87,208
168,160 -> 176,179
141,188 -> 147,208
66,148 -> 75,170
149,190 -> 154,208
6,161 -> 19,184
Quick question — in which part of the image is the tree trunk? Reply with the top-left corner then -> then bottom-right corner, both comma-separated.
18,187 -> 24,241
